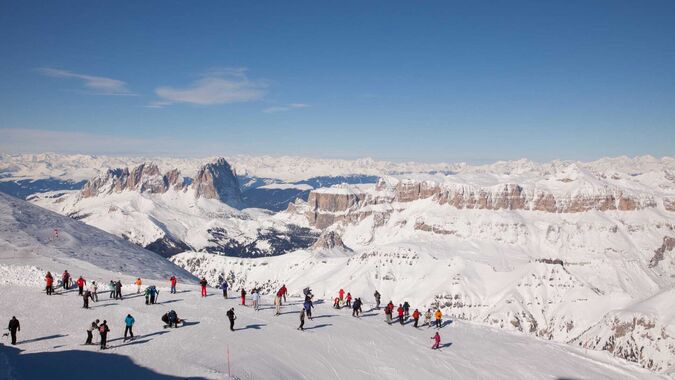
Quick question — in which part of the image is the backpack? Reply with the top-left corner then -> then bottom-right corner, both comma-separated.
99,324 -> 106,333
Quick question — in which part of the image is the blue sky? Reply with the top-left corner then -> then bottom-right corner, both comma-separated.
0,1 -> 673,162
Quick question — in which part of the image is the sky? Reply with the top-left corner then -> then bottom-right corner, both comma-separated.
0,0 -> 674,163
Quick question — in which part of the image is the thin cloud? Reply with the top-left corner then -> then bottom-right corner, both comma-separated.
37,67 -> 136,96
153,68 -> 268,107
263,103 -> 310,113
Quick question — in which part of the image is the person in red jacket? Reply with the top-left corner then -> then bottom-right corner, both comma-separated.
338,288 -> 345,302
277,285 -> 287,306
76,276 -> 86,296
345,292 -> 352,307
397,304 -> 405,325
412,309 -> 421,328
384,301 -> 394,323
240,288 -> 247,305
45,272 -> 54,295
169,275 -> 177,294
431,332 -> 441,349
199,277 -> 207,297
62,270 -> 70,289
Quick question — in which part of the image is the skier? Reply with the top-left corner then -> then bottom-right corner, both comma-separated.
424,309 -> 432,328
397,304 -> 405,325
7,316 -> 20,345
403,301 -> 410,319
124,314 -> 135,341
434,309 -> 443,329
86,319 -> 99,345
252,289 -> 260,311
412,309 -> 421,328
76,276 -> 86,296
149,286 -> 158,304
303,287 -> 313,300
169,275 -> 177,294
89,281 -> 98,302
166,310 -> 179,328
279,284 -> 287,304
115,280 -> 123,300
338,288 -> 345,303
374,290 -> 381,310
352,297 -> 362,317
52,228 -> 59,240
61,270 -> 70,290
240,288 -> 247,306
431,332 -> 441,350
108,280 -> 115,298
298,309 -> 305,331
45,272 -> 54,295
99,320 -> 110,349
333,297 -> 341,309
384,301 -> 394,323
226,308 -> 236,331
135,278 -> 142,294
303,297 -> 314,320
346,292 -> 352,308
274,291 -> 282,315
220,280 -> 229,298
199,277 -> 208,297
82,289 -> 92,309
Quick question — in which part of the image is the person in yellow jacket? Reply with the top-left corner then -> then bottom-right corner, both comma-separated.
135,278 -> 142,294
434,309 -> 443,329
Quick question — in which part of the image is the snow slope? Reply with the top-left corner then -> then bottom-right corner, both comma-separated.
0,192 -> 195,283
0,281 -> 666,379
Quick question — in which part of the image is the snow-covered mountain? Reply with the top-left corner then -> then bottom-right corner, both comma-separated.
10,153 -> 675,375
29,158 -> 319,257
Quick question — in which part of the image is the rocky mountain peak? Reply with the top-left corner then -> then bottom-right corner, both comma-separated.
191,158 -> 243,208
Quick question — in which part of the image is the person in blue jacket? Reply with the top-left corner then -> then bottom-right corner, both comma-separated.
221,281 -> 229,298
124,314 -> 135,341
303,298 -> 314,320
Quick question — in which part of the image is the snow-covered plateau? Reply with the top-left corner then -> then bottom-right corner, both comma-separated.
1,153 -> 675,377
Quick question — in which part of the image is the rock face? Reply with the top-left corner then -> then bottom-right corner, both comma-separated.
81,163 -> 183,197
300,177 -> 659,229
312,230 -> 352,251
80,158 -> 244,208
192,158 -> 243,208
649,236 -> 675,268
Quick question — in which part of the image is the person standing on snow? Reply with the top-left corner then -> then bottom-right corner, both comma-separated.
403,301 -> 410,319
220,280 -> 229,298
76,276 -> 86,296
108,280 -> 115,298
199,277 -> 208,297
333,297 -> 341,309
169,275 -> 177,294
61,270 -> 70,290
352,298 -> 362,317
89,281 -> 98,302
412,309 -> 421,328
135,278 -> 142,294
45,272 -> 54,295
86,319 -> 99,345
374,290 -> 381,310
115,280 -> 123,300
240,288 -> 247,306
345,292 -> 352,308
434,309 -> 443,329
226,308 -> 236,331
252,289 -> 260,311
274,291 -> 282,315
82,289 -> 92,309
124,314 -> 135,341
397,304 -> 405,325
338,288 -> 345,303
298,309 -> 306,331
149,286 -> 158,304
431,332 -> 441,349
99,320 -> 110,349
303,297 -> 314,320
279,284 -> 287,304
7,316 -> 20,345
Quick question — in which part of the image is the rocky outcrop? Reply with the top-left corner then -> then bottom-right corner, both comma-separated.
665,198 -> 675,212
312,230 -> 352,251
81,163 -> 183,197
191,158 -> 243,208
648,236 -> 675,268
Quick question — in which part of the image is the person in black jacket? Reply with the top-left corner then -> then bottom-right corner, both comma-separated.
7,317 -> 20,345
226,308 -> 236,331
99,320 -> 110,349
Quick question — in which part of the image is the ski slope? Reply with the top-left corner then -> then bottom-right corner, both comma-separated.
0,283 -> 666,380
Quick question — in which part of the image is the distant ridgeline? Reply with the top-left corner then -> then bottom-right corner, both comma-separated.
0,178 -> 87,199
